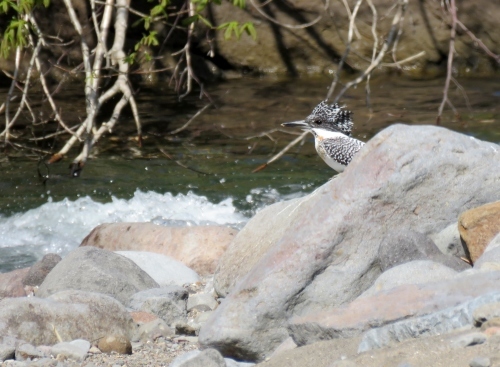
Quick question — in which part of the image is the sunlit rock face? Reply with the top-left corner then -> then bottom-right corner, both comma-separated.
199,124 -> 500,362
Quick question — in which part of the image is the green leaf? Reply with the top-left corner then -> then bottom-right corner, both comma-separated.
197,14 -> 213,28
182,14 -> 199,26
241,22 -> 256,40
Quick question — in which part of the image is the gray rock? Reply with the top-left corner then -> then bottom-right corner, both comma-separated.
470,356 -> 491,367
473,302 -> 500,326
378,231 -> 469,272
187,311 -> 214,334
450,332 -> 487,348
37,247 -> 159,305
187,293 -> 218,312
133,318 -> 175,342
224,358 -> 255,367
129,286 -> 188,326
0,290 -> 135,346
359,260 -> 457,298
116,251 -> 200,287
358,291 -> 500,352
0,343 -> 15,361
23,253 -> 61,287
51,340 -> 90,361
170,350 -> 201,367
201,125 -> 500,361
430,223 -> 466,257
15,343 -> 45,361
171,348 -> 226,367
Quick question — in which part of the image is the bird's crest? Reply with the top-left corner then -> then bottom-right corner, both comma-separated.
307,100 -> 354,136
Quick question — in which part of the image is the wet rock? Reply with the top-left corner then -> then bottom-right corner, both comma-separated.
459,201 -> 500,263
129,286 -> 188,327
37,246 -> 159,305
470,356 -> 491,367
357,291 -> 500,352
23,253 -> 61,287
359,260 -> 458,298
97,335 -> 132,355
170,348 -> 226,367
201,125 -> 500,361
450,332 -> 487,348
0,268 -> 30,299
473,302 -> 500,326
0,290 -> 135,346
15,343 -> 45,361
378,231 -> 468,272
80,223 -> 237,276
187,293 -> 218,312
51,339 -> 90,361
116,251 -> 200,287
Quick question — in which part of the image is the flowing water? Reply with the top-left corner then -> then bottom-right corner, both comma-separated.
0,75 -> 499,272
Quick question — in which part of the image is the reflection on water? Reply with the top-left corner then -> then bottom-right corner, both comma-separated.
0,75 -> 499,271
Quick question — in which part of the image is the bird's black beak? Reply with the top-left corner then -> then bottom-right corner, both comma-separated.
281,120 -> 310,129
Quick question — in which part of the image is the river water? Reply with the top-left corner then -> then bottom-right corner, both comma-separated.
1,75 -> 499,272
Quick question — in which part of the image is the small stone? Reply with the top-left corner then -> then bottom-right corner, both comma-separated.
469,356 -> 491,367
187,293 -> 218,312
133,318 -> 175,342
474,303 -> 500,327
97,335 -> 132,355
484,327 -> 500,336
450,332 -> 487,349
176,322 -> 197,336
0,343 -> 16,361
51,340 -> 90,362
15,343 -> 45,361
174,336 -> 199,344
480,317 -> 500,330
88,346 -> 101,354
23,253 -> 61,287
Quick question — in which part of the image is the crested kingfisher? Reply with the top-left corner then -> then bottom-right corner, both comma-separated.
282,100 -> 365,172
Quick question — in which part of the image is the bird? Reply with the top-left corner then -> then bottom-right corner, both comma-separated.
281,100 -> 365,172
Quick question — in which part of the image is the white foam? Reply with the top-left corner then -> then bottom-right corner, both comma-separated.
0,190 -> 247,256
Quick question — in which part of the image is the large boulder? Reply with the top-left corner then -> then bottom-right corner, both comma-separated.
80,223 -> 237,276
0,290 -> 135,346
37,246 -> 159,304
199,124 -> 500,361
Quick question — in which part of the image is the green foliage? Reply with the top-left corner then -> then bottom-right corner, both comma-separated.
218,21 -> 256,40
0,0 -> 50,58
127,0 -> 256,65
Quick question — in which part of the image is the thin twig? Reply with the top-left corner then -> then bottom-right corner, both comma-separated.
248,0 -> 325,30
333,0 -> 407,104
253,131 -> 308,173
169,103 -> 212,135
159,147 -> 210,175
326,0 -> 363,101
437,0 -> 457,124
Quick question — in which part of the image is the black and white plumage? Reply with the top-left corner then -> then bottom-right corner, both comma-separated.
281,100 -> 365,172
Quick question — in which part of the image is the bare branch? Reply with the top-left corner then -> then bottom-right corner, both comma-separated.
437,0 -> 457,124
248,0 -> 325,30
169,103 -> 212,135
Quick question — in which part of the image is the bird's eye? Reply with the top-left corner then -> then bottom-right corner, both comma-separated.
315,120 -> 322,125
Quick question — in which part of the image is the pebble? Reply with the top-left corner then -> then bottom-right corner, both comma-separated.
98,335 -> 132,355
469,356 -> 491,367
450,332 -> 487,349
